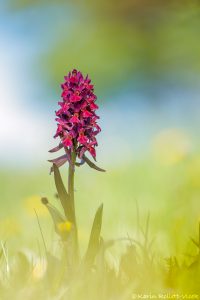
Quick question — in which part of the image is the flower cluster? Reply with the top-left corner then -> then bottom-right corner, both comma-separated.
54,69 -> 101,159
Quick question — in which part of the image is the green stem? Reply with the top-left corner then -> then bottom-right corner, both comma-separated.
68,149 -> 79,262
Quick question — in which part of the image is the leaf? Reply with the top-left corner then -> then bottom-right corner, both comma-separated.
10,252 -> 30,287
49,143 -> 63,153
46,251 -> 63,283
75,159 -> 85,167
0,242 -> 5,262
190,237 -> 200,249
48,155 -> 68,174
41,197 -> 65,235
144,211 -> 150,248
41,198 -> 73,242
83,154 -> 106,172
53,164 -> 74,221
84,203 -> 103,267
199,222 -> 200,247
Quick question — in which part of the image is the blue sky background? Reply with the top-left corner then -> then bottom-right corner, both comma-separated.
1,1 -> 200,169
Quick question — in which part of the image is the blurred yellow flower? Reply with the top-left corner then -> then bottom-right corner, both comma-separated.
57,221 -> 72,233
24,195 -> 48,217
0,218 -> 21,238
152,128 -> 191,165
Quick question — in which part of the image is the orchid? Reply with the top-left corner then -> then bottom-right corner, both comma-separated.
46,70 -> 105,263
49,69 -> 104,173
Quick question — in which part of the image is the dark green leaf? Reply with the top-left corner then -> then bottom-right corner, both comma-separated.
190,237 -> 200,249
41,197 -> 65,235
53,164 -> 73,221
83,155 -> 106,172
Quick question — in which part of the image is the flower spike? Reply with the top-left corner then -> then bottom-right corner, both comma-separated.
49,69 -> 104,173
55,69 -> 101,158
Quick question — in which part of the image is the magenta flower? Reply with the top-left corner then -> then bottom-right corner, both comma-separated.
49,69 -> 104,172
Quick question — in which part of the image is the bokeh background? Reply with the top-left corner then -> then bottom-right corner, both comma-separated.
1,0 -> 200,257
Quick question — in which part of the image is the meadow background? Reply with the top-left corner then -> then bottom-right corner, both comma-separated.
1,0 -> 200,296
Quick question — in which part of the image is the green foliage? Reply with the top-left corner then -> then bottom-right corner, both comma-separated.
1,155 -> 200,298
0,220 -> 200,299
40,160 -> 104,272
6,1 -> 200,93
53,164 -> 72,221
84,203 -> 103,268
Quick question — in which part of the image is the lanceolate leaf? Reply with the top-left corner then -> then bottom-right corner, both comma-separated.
84,203 -> 103,267
41,197 -> 65,235
83,155 -> 106,172
49,143 -> 64,153
190,237 -> 200,249
41,198 -> 73,242
75,159 -> 85,167
48,155 -> 69,174
53,164 -> 74,222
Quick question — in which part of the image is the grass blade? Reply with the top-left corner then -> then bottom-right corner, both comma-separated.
199,222 -> 200,249
190,237 -> 200,249
34,209 -> 48,256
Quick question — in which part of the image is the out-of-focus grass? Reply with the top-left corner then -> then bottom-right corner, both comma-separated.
0,150 -> 200,256
1,146 -> 200,298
